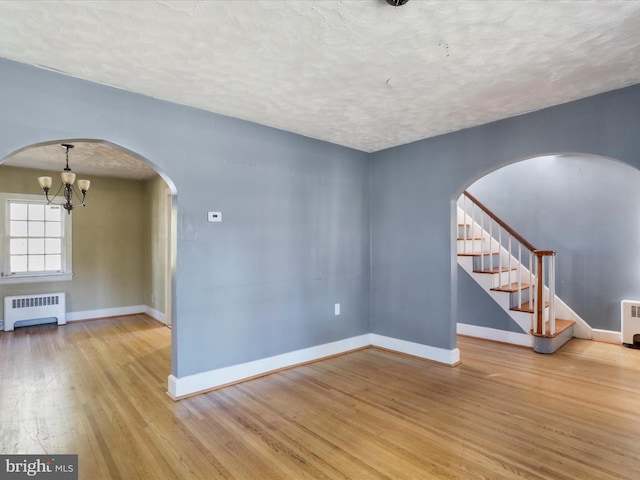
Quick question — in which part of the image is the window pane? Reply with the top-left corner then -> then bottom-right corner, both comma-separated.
45,255 -> 62,271
28,203 -> 45,221
45,222 -> 61,237
29,255 -> 45,271
28,238 -> 45,254
10,238 -> 28,255
10,220 -> 28,236
10,255 -> 28,273
29,221 -> 45,237
9,203 -> 28,220
45,238 -> 61,254
45,205 -> 61,221
4,198 -> 69,278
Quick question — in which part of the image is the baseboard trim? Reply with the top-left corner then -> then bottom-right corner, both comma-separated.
168,334 -> 461,400
66,305 -> 146,322
370,334 -> 461,365
144,306 -> 166,324
592,328 -> 621,344
168,334 -> 372,399
457,323 -> 532,348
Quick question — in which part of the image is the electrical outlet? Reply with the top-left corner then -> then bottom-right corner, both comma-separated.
208,211 -> 222,222
334,303 -> 340,316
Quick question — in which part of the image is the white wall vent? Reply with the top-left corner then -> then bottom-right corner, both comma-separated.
621,299 -> 640,346
3,293 -> 66,332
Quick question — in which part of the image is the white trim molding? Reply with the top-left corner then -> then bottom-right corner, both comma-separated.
168,334 -> 372,399
145,306 -> 166,324
66,305 -> 146,322
592,328 -> 621,344
168,333 -> 462,399
370,334 -> 460,365
457,323 -> 533,348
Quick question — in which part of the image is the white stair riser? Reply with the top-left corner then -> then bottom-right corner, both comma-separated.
457,239 -> 490,254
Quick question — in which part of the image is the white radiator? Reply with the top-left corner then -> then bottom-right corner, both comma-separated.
621,299 -> 640,346
3,293 -> 66,332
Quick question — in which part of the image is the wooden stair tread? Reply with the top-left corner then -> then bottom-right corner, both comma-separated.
491,283 -> 530,293
473,267 -> 516,274
530,319 -> 575,338
457,237 -> 483,241
458,251 -> 499,257
511,301 -> 549,313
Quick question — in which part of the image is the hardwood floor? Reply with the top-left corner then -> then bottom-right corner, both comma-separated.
2,315 -> 640,479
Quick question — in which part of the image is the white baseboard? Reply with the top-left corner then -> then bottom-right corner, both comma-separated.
66,304 -> 166,323
168,333 -> 461,399
66,305 -> 146,322
168,334 -> 372,398
370,334 -> 460,365
144,306 -> 166,324
457,323 -> 532,348
592,328 -> 621,344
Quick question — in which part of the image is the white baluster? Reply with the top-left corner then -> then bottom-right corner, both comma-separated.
471,202 -> 476,258
498,227 -> 502,282
508,235 -> 512,289
529,252 -> 533,311
462,196 -> 467,254
517,243 -> 522,310
480,209 -> 484,271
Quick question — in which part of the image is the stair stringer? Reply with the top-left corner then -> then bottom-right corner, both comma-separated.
458,255 -> 533,336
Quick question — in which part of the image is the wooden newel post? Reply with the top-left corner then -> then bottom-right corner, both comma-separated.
534,250 -> 556,335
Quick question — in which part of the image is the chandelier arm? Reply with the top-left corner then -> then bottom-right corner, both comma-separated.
70,184 -> 87,207
44,183 -> 65,205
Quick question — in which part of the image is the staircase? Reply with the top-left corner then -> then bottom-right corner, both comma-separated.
457,191 -> 589,353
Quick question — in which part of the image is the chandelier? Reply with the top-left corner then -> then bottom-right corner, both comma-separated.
37,144 -> 91,214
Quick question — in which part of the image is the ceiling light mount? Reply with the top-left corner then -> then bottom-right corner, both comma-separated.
386,0 -> 409,6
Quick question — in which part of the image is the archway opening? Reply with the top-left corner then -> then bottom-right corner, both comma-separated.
453,153 -> 640,348
0,138 -> 177,371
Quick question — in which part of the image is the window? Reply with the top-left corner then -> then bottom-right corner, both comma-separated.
0,193 -> 72,284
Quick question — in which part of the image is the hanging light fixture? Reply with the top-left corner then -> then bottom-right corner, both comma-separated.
37,144 -> 91,214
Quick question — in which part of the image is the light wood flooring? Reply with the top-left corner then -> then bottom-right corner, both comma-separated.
1,315 -> 640,479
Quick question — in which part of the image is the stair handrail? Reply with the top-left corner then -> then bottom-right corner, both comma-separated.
463,191 -> 536,252
461,191 -> 557,336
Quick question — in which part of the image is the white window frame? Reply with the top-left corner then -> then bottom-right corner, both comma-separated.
0,192 -> 73,284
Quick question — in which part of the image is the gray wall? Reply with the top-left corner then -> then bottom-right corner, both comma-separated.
2,54 -> 640,382
457,266 -> 522,333
0,58 -> 370,378
467,154 -> 640,331
371,84 -> 640,350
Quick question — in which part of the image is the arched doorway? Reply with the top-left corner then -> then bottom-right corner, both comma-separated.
0,138 -> 177,362
454,152 -> 640,346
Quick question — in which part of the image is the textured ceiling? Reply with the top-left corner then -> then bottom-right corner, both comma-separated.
0,0 -> 639,175
3,142 -> 157,180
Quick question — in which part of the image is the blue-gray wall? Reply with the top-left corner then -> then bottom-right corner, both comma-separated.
467,154 -> 640,331
0,58 -> 370,377
457,266 -> 522,333
2,55 -> 640,382
371,84 -> 640,350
